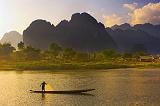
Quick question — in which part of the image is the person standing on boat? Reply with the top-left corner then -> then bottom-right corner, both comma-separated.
40,81 -> 47,92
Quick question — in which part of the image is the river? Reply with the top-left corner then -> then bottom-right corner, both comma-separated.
0,69 -> 160,106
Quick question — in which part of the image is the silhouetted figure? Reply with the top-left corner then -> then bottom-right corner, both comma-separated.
40,81 -> 47,92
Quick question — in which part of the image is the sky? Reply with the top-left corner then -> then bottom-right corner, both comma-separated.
0,0 -> 160,38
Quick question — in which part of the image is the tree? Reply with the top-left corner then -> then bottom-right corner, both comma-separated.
75,52 -> 90,62
63,48 -> 76,59
23,46 -> 41,60
0,43 -> 15,56
48,43 -> 62,58
18,42 -> 25,50
102,49 -> 116,59
121,53 -> 133,59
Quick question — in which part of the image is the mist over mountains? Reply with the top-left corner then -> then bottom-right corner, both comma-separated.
0,31 -> 22,49
1,12 -> 160,53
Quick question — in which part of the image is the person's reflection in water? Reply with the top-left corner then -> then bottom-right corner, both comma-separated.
42,93 -> 45,100
41,93 -> 46,106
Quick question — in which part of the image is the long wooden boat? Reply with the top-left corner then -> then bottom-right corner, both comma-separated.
30,89 -> 95,94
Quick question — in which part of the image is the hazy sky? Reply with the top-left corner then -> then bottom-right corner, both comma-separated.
0,0 -> 160,38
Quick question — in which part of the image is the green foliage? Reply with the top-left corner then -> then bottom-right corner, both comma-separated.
75,52 -> 90,62
48,43 -> 62,58
0,43 -> 15,58
121,53 -> 133,59
11,51 -> 25,61
49,43 -> 62,52
0,42 -> 158,71
18,41 -> 25,50
102,49 -> 116,59
22,46 -> 41,60
132,51 -> 146,59
63,48 -> 76,59
93,52 -> 104,61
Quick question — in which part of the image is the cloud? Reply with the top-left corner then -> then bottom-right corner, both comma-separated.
86,10 -> 95,15
103,14 -> 125,27
102,2 -> 160,27
130,2 -> 160,25
123,2 -> 138,11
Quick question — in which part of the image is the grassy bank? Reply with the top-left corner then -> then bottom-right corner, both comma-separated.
15,62 -> 133,70
0,61 -> 160,71
1,60 -> 160,71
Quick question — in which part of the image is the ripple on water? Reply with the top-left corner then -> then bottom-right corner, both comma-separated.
0,69 -> 160,106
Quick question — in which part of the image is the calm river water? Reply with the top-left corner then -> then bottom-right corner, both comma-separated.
0,69 -> 160,106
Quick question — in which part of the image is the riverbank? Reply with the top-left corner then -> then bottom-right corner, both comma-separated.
1,61 -> 160,71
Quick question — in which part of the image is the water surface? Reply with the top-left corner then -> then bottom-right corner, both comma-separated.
0,69 -> 160,106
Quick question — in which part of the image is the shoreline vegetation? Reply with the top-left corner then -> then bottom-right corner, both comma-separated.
0,58 -> 160,71
0,42 -> 160,71
1,61 -> 160,71
15,63 -> 160,71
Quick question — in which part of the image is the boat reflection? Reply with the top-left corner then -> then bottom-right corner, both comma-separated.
41,92 -> 94,97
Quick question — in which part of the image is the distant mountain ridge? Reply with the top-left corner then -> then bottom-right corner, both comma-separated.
111,23 -> 132,30
1,12 -> 160,53
134,23 -> 160,39
108,23 -> 160,53
111,23 -> 160,38
0,31 -> 23,49
23,12 -> 117,52
106,28 -> 160,53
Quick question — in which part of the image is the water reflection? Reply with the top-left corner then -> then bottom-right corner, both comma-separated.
40,92 -> 94,99
41,93 -> 45,100
1,69 -> 160,106
41,93 -> 46,106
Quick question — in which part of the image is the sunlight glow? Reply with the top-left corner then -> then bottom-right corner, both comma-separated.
0,0 -> 159,38
0,1 -> 13,37
46,84 -> 53,91
0,0 -> 24,38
